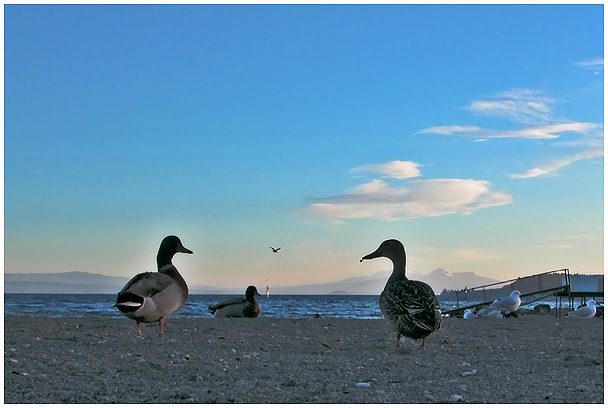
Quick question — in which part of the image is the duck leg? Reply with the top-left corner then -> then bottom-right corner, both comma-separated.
159,318 -> 165,336
136,321 -> 142,336
396,332 -> 401,348
420,337 -> 426,349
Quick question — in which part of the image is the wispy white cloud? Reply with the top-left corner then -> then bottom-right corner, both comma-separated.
575,58 -> 604,70
510,148 -> 604,179
418,122 -> 597,140
418,85 -> 603,182
351,160 -> 421,179
304,178 -> 512,222
468,88 -> 555,125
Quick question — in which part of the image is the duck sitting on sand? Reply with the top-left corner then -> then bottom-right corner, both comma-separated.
360,239 -> 442,348
463,309 -> 477,319
565,299 -> 597,318
114,235 -> 193,336
209,286 -> 261,318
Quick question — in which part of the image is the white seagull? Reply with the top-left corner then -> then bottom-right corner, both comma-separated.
565,300 -> 597,319
489,290 -> 522,313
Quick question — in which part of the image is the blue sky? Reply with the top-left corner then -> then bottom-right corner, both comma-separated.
4,4 -> 604,290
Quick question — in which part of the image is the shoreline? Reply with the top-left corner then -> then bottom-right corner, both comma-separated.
4,315 -> 604,403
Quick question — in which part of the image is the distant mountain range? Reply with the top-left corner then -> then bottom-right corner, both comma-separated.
4,268 -> 498,295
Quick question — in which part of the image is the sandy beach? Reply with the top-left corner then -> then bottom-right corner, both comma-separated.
4,315 -> 603,404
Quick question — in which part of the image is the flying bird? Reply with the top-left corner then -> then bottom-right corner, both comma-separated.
114,235 -> 193,336
269,246 -> 281,253
208,286 -> 261,318
360,239 -> 442,348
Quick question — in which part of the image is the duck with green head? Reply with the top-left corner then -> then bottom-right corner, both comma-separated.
208,286 -> 261,318
114,235 -> 193,336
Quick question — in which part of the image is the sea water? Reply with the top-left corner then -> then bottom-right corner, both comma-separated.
4,293 -> 388,319
4,293 -> 558,319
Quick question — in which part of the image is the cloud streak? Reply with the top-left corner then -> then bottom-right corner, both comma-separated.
468,88 -> 555,125
305,177 -> 512,222
575,58 -> 604,70
418,122 -> 597,140
350,160 -> 421,179
510,148 -> 604,179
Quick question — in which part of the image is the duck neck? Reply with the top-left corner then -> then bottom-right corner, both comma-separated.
386,256 -> 408,286
158,256 -> 188,296
157,253 -> 174,271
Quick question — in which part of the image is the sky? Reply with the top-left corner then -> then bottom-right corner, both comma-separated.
4,4 -> 604,291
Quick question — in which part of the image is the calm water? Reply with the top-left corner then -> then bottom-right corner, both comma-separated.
3,294 -> 388,319
4,293 -> 561,319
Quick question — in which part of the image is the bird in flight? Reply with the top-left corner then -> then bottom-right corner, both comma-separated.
269,246 -> 281,253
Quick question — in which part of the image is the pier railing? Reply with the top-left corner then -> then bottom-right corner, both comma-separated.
444,268 -> 570,317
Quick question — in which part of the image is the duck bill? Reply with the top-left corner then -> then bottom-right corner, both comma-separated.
177,243 -> 193,254
360,248 -> 382,263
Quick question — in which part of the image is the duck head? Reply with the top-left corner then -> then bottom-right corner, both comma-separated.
360,239 -> 406,264
245,285 -> 261,300
157,235 -> 193,269
360,239 -> 407,281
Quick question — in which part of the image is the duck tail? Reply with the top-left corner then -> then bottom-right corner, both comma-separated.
114,292 -> 144,313
208,304 -> 217,315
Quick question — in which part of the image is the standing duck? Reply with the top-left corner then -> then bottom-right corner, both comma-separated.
208,286 -> 261,318
361,239 -> 441,348
114,235 -> 193,336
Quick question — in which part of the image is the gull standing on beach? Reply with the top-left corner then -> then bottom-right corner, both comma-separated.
114,235 -> 193,336
208,286 -> 261,318
565,299 -> 597,318
489,290 -> 522,313
361,239 -> 442,348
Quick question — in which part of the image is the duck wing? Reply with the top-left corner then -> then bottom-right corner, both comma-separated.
118,272 -> 177,298
380,280 -> 442,339
208,296 -> 246,314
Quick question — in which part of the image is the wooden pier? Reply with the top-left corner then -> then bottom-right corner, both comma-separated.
443,268 -> 604,318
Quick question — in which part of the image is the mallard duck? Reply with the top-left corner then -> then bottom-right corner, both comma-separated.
361,239 -> 441,348
114,235 -> 193,336
565,299 -> 597,318
208,286 -> 261,318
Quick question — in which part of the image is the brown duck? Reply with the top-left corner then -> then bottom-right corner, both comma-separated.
361,239 -> 441,348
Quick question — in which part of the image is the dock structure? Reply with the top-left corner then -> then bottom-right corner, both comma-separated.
443,268 -> 604,318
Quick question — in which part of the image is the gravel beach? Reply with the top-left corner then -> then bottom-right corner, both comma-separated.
4,315 -> 603,404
